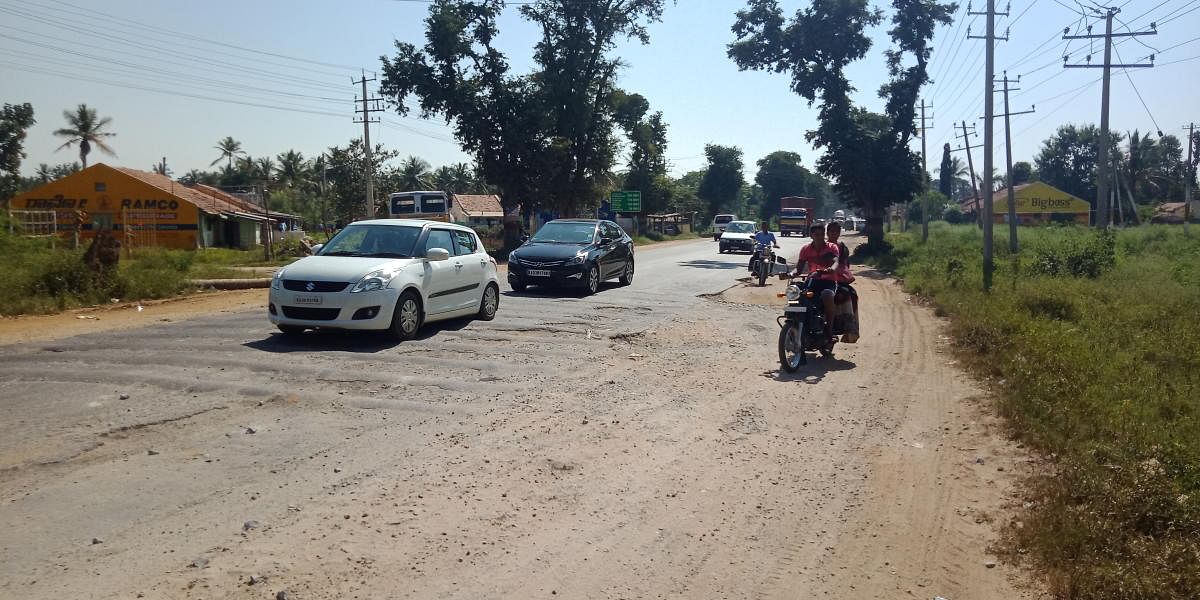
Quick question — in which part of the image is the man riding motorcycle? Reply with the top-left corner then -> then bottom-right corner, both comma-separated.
748,221 -> 780,273
791,223 -> 840,343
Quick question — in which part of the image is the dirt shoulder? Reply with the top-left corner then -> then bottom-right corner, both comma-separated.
0,289 -> 267,346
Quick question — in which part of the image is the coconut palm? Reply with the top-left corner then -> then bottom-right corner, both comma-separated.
35,163 -> 51,183
397,156 -> 431,190
210,136 -> 245,169
53,104 -> 116,169
450,162 -> 476,192
274,150 -> 308,188
255,157 -> 276,183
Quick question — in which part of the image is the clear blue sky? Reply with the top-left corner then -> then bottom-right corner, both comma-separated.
3,0 -> 1198,183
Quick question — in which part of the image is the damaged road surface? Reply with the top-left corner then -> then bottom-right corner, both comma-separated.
0,236 -> 1037,599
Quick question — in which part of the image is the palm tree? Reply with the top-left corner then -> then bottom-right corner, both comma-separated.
210,136 -> 245,169
432,165 -> 456,193
255,157 -> 276,183
450,162 -> 476,192
398,156 -> 431,190
35,163 -> 51,183
53,104 -> 116,169
274,150 -> 308,188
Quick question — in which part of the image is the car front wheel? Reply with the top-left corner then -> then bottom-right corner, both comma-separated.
584,264 -> 600,295
387,290 -> 423,341
477,283 -> 499,320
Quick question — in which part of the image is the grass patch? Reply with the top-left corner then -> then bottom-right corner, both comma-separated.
865,223 -> 1200,599
632,231 -> 702,246
0,228 -> 291,315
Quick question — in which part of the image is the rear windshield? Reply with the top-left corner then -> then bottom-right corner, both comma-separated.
391,195 -> 416,214
714,215 -> 735,224
421,194 -> 447,213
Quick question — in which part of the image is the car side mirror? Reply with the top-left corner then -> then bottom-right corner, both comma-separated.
600,237 -> 613,246
425,247 -> 450,261
310,243 -> 324,254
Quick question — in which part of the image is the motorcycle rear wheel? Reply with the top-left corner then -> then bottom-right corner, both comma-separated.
778,323 -> 806,372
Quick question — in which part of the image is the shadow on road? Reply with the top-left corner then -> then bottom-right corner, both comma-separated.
502,282 -> 620,298
243,318 -> 473,353
761,356 -> 857,384
678,259 -> 743,270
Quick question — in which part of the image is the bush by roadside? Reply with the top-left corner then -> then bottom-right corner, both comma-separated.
867,223 -> 1200,599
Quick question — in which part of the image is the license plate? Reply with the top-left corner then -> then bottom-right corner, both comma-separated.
293,295 -> 322,305
785,306 -> 807,314
527,269 -> 551,277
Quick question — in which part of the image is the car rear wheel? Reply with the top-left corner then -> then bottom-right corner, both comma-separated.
277,324 -> 306,336
477,283 -> 499,320
387,290 -> 423,341
618,259 -> 634,286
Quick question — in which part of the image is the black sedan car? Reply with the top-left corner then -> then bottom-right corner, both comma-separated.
507,219 -> 634,295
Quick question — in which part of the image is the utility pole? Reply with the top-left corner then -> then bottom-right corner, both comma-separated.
990,72 -> 1035,252
1064,8 -> 1155,228
353,70 -> 383,222
969,0 -> 1007,290
1184,122 -> 1195,234
918,99 -> 933,242
952,121 -> 982,223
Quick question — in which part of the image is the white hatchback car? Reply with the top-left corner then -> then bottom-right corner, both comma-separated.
268,219 -> 500,340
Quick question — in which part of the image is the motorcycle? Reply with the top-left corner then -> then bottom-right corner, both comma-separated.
749,242 -> 784,287
776,274 -> 859,372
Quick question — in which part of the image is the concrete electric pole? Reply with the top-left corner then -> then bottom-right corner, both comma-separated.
353,70 -> 383,222
952,121 -> 981,223
1063,8 -> 1155,228
991,72 -> 1034,253
918,99 -> 933,242
969,0 -> 1007,290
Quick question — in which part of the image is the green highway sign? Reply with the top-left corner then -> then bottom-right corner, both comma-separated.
610,190 -> 642,212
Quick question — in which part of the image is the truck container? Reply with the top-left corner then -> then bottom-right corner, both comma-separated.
779,196 -> 816,236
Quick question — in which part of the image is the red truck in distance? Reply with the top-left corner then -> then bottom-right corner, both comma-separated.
779,196 -> 816,236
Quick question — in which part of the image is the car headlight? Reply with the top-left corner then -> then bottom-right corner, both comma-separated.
508,254 -> 522,266
566,251 -> 587,265
350,267 -> 401,293
785,285 -> 802,301
271,269 -> 285,290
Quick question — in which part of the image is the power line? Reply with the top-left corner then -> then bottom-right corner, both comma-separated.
1114,45 -> 1163,134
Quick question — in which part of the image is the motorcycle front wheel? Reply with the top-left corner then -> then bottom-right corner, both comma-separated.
778,322 -> 806,373
758,261 -> 769,287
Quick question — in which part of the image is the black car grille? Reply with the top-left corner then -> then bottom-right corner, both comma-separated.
514,259 -> 565,267
281,306 -> 341,320
282,280 -> 348,292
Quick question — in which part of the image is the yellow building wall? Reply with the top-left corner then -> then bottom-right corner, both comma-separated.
9,164 -> 201,249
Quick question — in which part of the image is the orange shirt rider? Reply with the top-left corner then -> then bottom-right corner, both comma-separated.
795,224 -> 841,340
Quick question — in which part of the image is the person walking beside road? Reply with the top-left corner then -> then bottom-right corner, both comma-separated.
748,221 -> 780,273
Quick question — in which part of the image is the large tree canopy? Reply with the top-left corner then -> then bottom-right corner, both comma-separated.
754,150 -> 833,221
379,0 -> 665,232
1034,124 -> 1121,206
728,0 -> 955,248
698,144 -> 745,218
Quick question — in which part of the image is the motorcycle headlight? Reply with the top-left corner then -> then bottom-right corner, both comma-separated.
271,269 -> 285,290
785,285 -> 802,301
566,251 -> 587,265
350,267 -> 401,293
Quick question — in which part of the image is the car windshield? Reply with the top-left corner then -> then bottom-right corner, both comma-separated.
725,222 -> 756,233
320,224 -> 421,258
715,215 -> 734,224
530,222 -> 597,244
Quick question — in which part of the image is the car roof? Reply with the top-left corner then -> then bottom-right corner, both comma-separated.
729,220 -> 756,225
351,219 -> 473,232
547,218 -> 601,224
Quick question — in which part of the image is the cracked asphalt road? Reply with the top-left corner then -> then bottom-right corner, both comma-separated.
0,234 -> 1038,599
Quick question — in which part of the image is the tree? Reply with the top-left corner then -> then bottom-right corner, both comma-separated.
35,163 -> 51,183
324,139 -> 399,222
53,103 -> 116,169
937,143 -> 953,198
754,150 -> 833,221
151,161 -> 172,177
397,156 -> 431,190
1,102 -> 36,203
210,136 -> 245,170
698,144 -> 745,218
1034,124 -> 1121,207
729,0 -> 955,248
275,150 -> 309,188
380,0 -> 667,240
1010,161 -> 1032,185
613,91 -> 671,214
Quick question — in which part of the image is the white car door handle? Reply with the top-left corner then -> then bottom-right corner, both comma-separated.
455,263 -> 463,269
